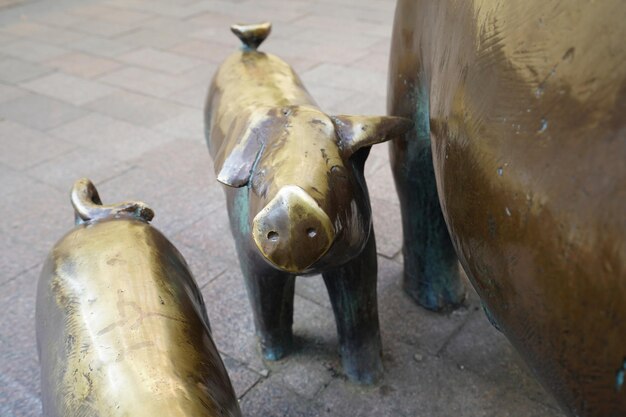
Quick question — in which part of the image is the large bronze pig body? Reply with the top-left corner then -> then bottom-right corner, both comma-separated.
205,23 -> 411,384
389,0 -> 626,415
36,179 -> 241,417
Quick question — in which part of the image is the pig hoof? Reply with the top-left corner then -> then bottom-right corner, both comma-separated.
261,344 -> 288,361
403,274 -> 466,312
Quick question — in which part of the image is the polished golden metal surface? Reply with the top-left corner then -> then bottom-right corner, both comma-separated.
389,1 -> 626,415
205,22 -> 412,273
36,179 -> 241,417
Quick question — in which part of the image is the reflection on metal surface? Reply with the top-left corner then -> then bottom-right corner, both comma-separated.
36,179 -> 241,417
205,22 -> 412,384
389,1 -> 626,415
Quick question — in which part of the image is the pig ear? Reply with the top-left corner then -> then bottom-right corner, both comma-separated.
330,115 -> 413,157
212,120 -> 267,188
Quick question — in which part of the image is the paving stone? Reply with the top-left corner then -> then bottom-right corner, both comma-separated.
70,35 -> 136,58
43,52 -> 121,78
0,268 -> 40,364
114,28 -> 188,49
300,83 -> 358,115
85,90 -> 190,127
221,354 -> 263,399
69,18 -> 138,37
32,11 -> 83,28
152,107 -> 205,141
168,39 -> 233,63
0,93 -> 86,131
370,196 -> 402,258
302,63 -> 387,97
0,180 -> 72,254
0,82 -> 27,104
377,277 -> 473,355
0,374 -> 41,417
0,39 -> 66,63
0,58 -> 51,84
117,47 -> 205,75
0,338 -> 40,395
25,146 -> 127,192
240,377 -> 321,417
0,120 -> 73,170
21,72 -> 117,106
49,113 -> 174,161
441,310 -> 563,410
166,81 -> 211,108
67,3 -> 154,25
263,37 -> 370,66
98,66 -> 194,98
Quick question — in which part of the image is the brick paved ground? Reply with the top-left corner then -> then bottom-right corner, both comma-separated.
0,0 -> 566,416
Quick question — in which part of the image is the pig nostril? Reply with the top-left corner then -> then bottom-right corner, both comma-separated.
267,231 -> 279,241
306,228 -> 317,238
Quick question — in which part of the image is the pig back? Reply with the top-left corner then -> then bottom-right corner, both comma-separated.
36,216 -> 241,417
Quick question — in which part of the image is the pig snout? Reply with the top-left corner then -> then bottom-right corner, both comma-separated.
252,185 -> 335,273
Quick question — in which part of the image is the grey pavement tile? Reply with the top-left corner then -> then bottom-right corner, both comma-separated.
0,163 -> 39,196
0,58 -> 51,84
441,310 -> 563,409
300,83 -> 358,115
0,338 -> 40,395
240,377 -> 322,417
350,51 -> 391,75
84,90 -> 191,127
69,18 -> 139,38
0,230 -> 45,284
0,39 -> 66,63
221,354 -> 263,399
0,181 -> 72,254
98,66 -> 194,98
263,37 -> 370,66
67,3 -> 154,25
0,83 -> 27,104
168,39 -> 233,63
166,82 -> 208,109
32,11 -> 83,29
377,277 -> 473,355
336,92 -> 387,115
70,35 -> 136,58
152,107 -> 205,141
370,196 -> 402,258
302,63 -> 387,97
20,26 -> 84,47
0,120 -> 74,170
117,47 -> 205,75
0,267 -> 40,366
0,21 -> 50,37
0,374 -> 41,417
25,146 -> 127,192
49,113 -> 174,161
114,28 -> 189,49
0,93 -> 87,131
290,14 -> 393,38
21,72 -> 117,106
201,268 -> 267,374
286,28 -> 386,51
43,52 -> 122,79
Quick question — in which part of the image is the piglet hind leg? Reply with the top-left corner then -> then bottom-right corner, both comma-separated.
322,230 -> 383,384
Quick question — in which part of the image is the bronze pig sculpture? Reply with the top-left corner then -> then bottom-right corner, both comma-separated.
389,0 -> 626,415
36,179 -> 241,417
204,22 -> 412,384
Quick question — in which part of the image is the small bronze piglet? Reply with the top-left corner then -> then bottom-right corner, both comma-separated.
205,22 -> 412,384
36,179 -> 241,417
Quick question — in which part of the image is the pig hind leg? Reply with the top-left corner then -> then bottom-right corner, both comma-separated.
322,230 -> 383,384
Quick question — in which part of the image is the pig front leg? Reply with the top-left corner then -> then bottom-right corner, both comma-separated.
227,188 -> 295,361
389,132 -> 465,311
322,229 -> 383,384
239,255 -> 296,361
